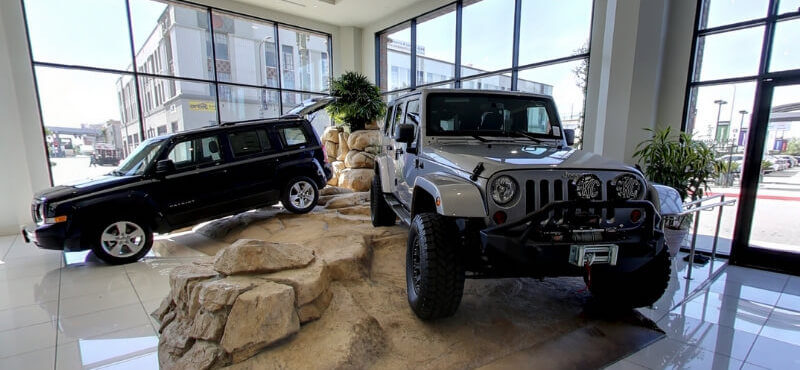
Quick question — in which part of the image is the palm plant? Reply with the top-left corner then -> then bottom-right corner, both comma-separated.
633,127 -> 718,201
326,72 -> 386,131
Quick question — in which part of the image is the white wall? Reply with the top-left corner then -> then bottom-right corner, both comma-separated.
0,0 -> 51,235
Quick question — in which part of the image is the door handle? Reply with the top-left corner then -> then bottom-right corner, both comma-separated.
386,145 -> 393,151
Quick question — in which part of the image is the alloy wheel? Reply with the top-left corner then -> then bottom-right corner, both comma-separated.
100,221 -> 146,258
289,180 -> 314,209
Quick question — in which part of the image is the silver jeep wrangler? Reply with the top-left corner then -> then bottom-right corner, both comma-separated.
370,89 -> 670,320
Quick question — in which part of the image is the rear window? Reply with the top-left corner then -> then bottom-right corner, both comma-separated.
280,126 -> 308,146
229,129 -> 270,157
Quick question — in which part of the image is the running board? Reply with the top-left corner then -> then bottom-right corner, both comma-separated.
384,194 -> 412,225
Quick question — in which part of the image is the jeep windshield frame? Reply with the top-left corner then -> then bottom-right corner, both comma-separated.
113,138 -> 166,177
424,93 -> 563,141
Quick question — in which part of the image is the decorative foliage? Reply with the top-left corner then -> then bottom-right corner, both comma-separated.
326,72 -> 386,131
633,126 -> 719,201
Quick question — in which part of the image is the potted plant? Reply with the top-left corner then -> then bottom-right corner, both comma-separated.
326,71 -> 386,132
633,126 -> 719,256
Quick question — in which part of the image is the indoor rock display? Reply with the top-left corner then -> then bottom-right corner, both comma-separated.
321,126 -> 380,192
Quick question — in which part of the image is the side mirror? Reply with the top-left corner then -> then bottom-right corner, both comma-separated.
394,123 -> 416,144
155,159 -> 175,174
564,129 -> 576,146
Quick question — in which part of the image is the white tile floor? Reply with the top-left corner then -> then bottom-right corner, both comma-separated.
1,232 -> 798,369
0,234 -> 191,369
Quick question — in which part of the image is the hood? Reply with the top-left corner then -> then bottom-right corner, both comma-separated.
34,174 -> 140,204
423,142 -> 640,178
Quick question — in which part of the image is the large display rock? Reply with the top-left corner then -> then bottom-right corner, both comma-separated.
213,239 -> 314,275
336,132 -> 350,161
347,130 -> 381,151
321,126 -> 340,143
338,168 -> 374,192
345,150 -> 375,169
220,282 -> 300,363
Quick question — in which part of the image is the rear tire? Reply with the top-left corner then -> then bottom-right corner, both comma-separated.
281,176 -> 319,214
91,217 -> 153,265
370,174 -> 396,226
406,213 -> 465,320
586,247 -> 671,308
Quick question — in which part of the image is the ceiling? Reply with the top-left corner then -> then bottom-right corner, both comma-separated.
237,0 -> 428,27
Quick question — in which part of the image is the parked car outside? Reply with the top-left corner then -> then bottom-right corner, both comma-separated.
776,155 -> 797,168
371,89 -> 669,320
23,98 -> 333,264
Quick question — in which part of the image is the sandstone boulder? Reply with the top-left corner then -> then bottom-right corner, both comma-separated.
220,282 -> 300,363
364,145 -> 380,155
321,126 -> 340,143
347,130 -> 381,151
161,319 -> 195,357
323,140 -> 338,160
213,239 -> 315,275
169,264 -> 217,312
345,150 -> 375,169
297,288 -> 333,323
198,276 -> 259,312
319,186 -> 354,196
310,234 -> 371,281
189,309 -> 228,341
338,168 -> 374,192
337,132 -> 350,161
324,192 -> 370,210
171,340 -> 226,370
260,259 -> 330,307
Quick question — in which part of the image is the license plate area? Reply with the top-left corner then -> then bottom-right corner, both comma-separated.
568,244 -> 619,266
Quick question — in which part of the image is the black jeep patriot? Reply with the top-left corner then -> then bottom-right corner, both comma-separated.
23,98 -> 333,264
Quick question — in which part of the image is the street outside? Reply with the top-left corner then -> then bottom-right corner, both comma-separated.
50,156 -> 116,185
695,167 -> 800,255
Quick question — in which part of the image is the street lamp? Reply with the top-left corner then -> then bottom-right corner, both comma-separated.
738,110 -> 748,147
713,99 -> 728,143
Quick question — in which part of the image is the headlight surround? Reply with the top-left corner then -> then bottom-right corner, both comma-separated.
574,174 -> 602,200
613,174 -> 644,200
491,175 -> 518,205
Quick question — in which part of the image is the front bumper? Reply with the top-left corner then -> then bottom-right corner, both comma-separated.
21,222 -> 83,251
479,200 -> 664,276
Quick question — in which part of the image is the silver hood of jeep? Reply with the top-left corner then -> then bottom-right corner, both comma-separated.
422,142 -> 640,178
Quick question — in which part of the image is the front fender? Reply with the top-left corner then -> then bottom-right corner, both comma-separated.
375,156 -> 393,193
414,174 -> 487,218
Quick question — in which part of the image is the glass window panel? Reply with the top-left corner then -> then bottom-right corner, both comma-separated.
139,76 -> 217,138
416,5 -> 456,85
278,26 -> 330,93
34,67 -> 138,185
461,73 -> 513,91
518,0 -> 592,65
280,126 -> 309,146
379,23 -> 412,91
694,26 -> 764,81
685,81 -> 756,144
24,0 -> 133,70
769,19 -> 800,72
229,130 -> 264,157
699,0 -> 769,29
778,0 -> 800,14
168,135 -> 222,169
518,59 -> 588,142
130,0 -> 214,80
211,11 -> 279,88
219,85 -> 280,123
461,0 -> 515,77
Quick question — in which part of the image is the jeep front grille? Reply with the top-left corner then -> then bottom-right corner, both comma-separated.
525,178 -> 571,214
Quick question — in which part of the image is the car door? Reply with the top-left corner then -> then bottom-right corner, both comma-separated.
223,128 -> 280,212
396,99 -> 420,206
381,103 -> 397,193
389,100 -> 406,202
159,134 -> 231,226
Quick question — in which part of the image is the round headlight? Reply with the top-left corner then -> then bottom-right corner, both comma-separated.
574,174 -> 602,200
491,176 -> 518,205
613,174 -> 644,200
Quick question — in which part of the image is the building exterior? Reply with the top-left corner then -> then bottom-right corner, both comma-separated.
117,5 -> 331,155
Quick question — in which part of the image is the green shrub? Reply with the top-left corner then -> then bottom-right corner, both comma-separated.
326,72 -> 386,131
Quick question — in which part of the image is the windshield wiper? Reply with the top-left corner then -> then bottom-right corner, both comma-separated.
110,170 -> 125,176
511,130 -> 543,144
471,134 -> 490,142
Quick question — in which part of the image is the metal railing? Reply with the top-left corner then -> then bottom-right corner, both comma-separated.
669,194 -> 737,280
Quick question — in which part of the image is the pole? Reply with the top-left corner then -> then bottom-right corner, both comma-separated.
711,195 -> 724,260
686,210 -> 701,280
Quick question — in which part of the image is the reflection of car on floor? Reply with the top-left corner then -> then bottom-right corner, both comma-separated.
23,98 -> 334,265
370,89 -> 670,320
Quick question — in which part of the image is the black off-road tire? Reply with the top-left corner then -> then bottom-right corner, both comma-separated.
406,213 -> 465,320
370,174 -> 396,227
281,176 -> 319,214
586,247 -> 671,308
90,217 -> 154,265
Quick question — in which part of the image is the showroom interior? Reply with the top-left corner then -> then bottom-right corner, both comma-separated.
1,0 -> 799,369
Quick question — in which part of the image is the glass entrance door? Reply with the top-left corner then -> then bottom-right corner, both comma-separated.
732,79 -> 800,272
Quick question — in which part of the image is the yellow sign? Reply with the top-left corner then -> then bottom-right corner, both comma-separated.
189,101 -> 216,111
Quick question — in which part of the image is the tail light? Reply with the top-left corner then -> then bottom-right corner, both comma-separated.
321,143 -> 330,164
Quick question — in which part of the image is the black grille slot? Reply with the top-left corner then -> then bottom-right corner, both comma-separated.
540,180 -> 550,208
554,180 -> 564,201
526,180 -> 536,214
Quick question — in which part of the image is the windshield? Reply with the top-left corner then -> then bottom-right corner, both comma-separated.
114,139 -> 164,176
426,93 -> 561,139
